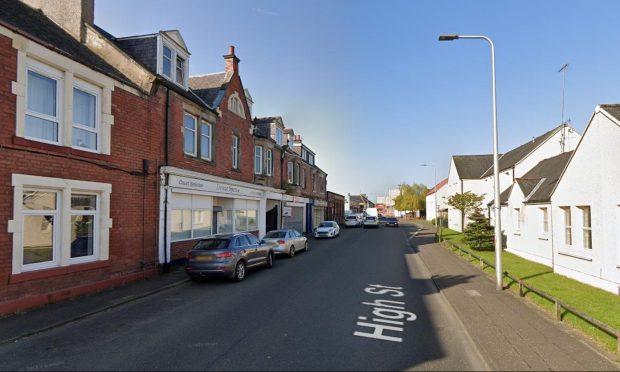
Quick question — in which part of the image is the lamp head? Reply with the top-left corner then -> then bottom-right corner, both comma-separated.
438,34 -> 459,41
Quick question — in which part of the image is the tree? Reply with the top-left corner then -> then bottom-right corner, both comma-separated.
463,208 -> 495,251
446,191 -> 485,230
394,182 -> 428,217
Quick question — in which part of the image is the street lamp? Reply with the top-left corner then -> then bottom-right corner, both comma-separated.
439,34 -> 503,290
421,164 -> 438,228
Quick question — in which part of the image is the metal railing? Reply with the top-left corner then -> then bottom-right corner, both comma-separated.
440,237 -> 620,356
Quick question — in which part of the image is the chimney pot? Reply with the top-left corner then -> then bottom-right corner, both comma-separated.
229,45 -> 235,56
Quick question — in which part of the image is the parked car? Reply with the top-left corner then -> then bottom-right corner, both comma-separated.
261,229 -> 308,258
378,216 -> 387,225
363,216 -> 379,228
385,217 -> 399,227
344,215 -> 362,228
185,233 -> 274,282
314,221 -> 340,238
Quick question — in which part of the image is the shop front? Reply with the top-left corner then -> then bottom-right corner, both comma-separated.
281,195 -> 308,233
159,167 -> 283,263
312,199 -> 328,230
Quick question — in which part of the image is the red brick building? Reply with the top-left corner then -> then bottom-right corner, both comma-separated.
327,191 -> 345,224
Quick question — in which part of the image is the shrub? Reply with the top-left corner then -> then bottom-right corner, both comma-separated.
463,209 -> 495,251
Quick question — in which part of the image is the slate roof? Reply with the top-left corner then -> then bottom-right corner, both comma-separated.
427,178 -> 448,196
254,116 -> 282,124
480,124 -> 567,178
520,151 -> 573,203
349,194 -> 374,208
453,155 -> 495,179
189,72 -> 232,108
487,185 -> 513,206
115,35 -> 158,72
599,104 -> 620,122
0,0 -> 134,87
253,122 -> 271,139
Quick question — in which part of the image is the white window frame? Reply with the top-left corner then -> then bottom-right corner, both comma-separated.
275,128 -> 284,147
514,208 -> 521,233
312,173 -> 316,192
232,135 -> 240,169
561,206 -> 572,246
200,121 -> 212,161
228,92 -> 246,119
72,79 -> 102,153
579,206 -> 592,249
25,60 -> 63,146
21,189 -> 60,271
539,207 -> 549,238
183,113 -> 197,156
254,146 -> 263,175
266,149 -> 273,176
69,193 -> 100,265
301,168 -> 306,188
159,39 -> 189,88
287,161 -> 294,183
309,153 -> 315,165
294,163 -> 300,185
9,174 -> 112,275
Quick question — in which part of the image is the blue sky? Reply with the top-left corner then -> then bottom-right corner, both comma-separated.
96,0 -> 620,201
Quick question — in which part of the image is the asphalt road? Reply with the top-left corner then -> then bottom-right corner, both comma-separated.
0,223 -> 487,371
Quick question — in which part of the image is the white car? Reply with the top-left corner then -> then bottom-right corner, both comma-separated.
314,221 -> 340,238
344,215 -> 362,228
363,216 -> 379,228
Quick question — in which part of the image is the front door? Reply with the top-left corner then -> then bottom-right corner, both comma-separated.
266,205 -> 278,233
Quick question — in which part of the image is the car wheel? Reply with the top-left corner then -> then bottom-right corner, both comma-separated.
234,261 -> 246,282
304,241 -> 309,251
266,252 -> 274,268
289,245 -> 296,258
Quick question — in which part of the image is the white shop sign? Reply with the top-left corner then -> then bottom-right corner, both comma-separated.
282,206 -> 292,217
170,175 -> 264,198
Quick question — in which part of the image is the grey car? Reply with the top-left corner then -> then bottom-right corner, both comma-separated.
185,233 -> 274,282
261,229 -> 308,258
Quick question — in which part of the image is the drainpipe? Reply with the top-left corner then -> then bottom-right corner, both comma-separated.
162,87 -> 171,272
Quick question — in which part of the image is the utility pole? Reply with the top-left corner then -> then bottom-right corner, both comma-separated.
558,63 -> 569,152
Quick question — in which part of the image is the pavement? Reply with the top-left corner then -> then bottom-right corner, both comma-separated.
410,222 -> 620,371
0,223 -> 618,370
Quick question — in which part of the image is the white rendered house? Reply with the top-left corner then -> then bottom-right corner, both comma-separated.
426,178 -> 448,222
550,105 -> 620,294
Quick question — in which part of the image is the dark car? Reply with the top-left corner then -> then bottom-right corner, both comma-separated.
378,216 -> 387,225
185,233 -> 274,282
385,217 -> 399,227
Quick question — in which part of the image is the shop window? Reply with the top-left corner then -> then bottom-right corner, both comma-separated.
219,210 -> 234,234
247,210 -> 258,231
171,210 -> 191,241
170,194 -> 213,241
235,210 -> 247,232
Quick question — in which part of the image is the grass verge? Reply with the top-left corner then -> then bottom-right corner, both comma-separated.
433,224 -> 620,355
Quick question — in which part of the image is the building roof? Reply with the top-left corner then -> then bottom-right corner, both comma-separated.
453,155 -> 495,179
348,194 -> 375,208
254,116 -> 282,124
599,104 -> 620,122
427,178 -> 448,196
480,124 -> 568,178
189,72 -> 232,108
0,0 -> 135,87
486,185 -> 513,206
253,122 -> 271,139
519,151 -> 573,203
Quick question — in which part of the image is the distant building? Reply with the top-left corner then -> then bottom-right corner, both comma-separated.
326,191 -> 345,224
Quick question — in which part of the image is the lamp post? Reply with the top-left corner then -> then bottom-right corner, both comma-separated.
438,34 -> 503,290
421,164 -> 438,228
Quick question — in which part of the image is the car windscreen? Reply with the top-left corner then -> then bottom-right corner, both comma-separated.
193,238 -> 230,250
264,231 -> 287,238
388,218 -> 398,222
346,216 -> 357,220
318,223 -> 333,228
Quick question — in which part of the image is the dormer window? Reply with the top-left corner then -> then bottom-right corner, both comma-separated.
159,40 -> 189,88
275,127 -> 284,147
228,92 -> 245,118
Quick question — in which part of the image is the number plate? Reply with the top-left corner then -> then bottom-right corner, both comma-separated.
195,256 -> 213,262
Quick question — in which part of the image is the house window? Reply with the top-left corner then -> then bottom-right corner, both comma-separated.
176,55 -> 185,85
26,69 -> 60,144
72,80 -> 101,152
183,113 -> 197,156
12,175 -> 111,274
302,148 -> 307,161
312,173 -> 316,192
228,92 -> 245,118
294,163 -> 300,185
514,208 -> 521,232
580,206 -> 592,249
287,161 -> 293,183
254,146 -> 263,175
266,149 -> 273,176
301,168 -> 306,188
275,128 -> 284,147
309,154 -> 315,165
163,45 -> 172,78
160,42 -> 188,87
200,121 -> 212,161
232,135 -> 240,169
540,207 -> 549,236
561,206 -> 572,245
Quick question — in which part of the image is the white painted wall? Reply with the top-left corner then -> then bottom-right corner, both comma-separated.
446,159 -> 488,232
426,183 -> 448,221
505,186 -> 553,266
551,109 -> 620,294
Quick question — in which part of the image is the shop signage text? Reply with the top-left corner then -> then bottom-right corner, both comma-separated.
171,176 -> 264,198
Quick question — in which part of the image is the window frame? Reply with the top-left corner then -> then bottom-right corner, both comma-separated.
200,120 -> 213,161
69,193 -> 100,264
254,146 -> 263,175
25,61 -> 63,146
561,206 -> 572,246
21,189 -> 60,271
539,207 -> 549,238
275,128 -> 284,147
287,161 -> 294,184
266,149 -> 273,176
232,135 -> 240,169
183,113 -> 198,156
579,206 -> 592,249
160,40 -> 189,88
72,79 -> 102,153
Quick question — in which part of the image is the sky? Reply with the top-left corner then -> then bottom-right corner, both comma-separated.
96,0 -> 620,202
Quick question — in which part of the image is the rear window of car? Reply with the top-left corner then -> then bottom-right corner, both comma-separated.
366,217 -> 376,221
346,216 -> 357,220
264,231 -> 287,238
193,238 -> 230,250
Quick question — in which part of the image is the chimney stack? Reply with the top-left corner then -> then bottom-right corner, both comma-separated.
224,45 -> 240,74
21,0 -> 94,43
